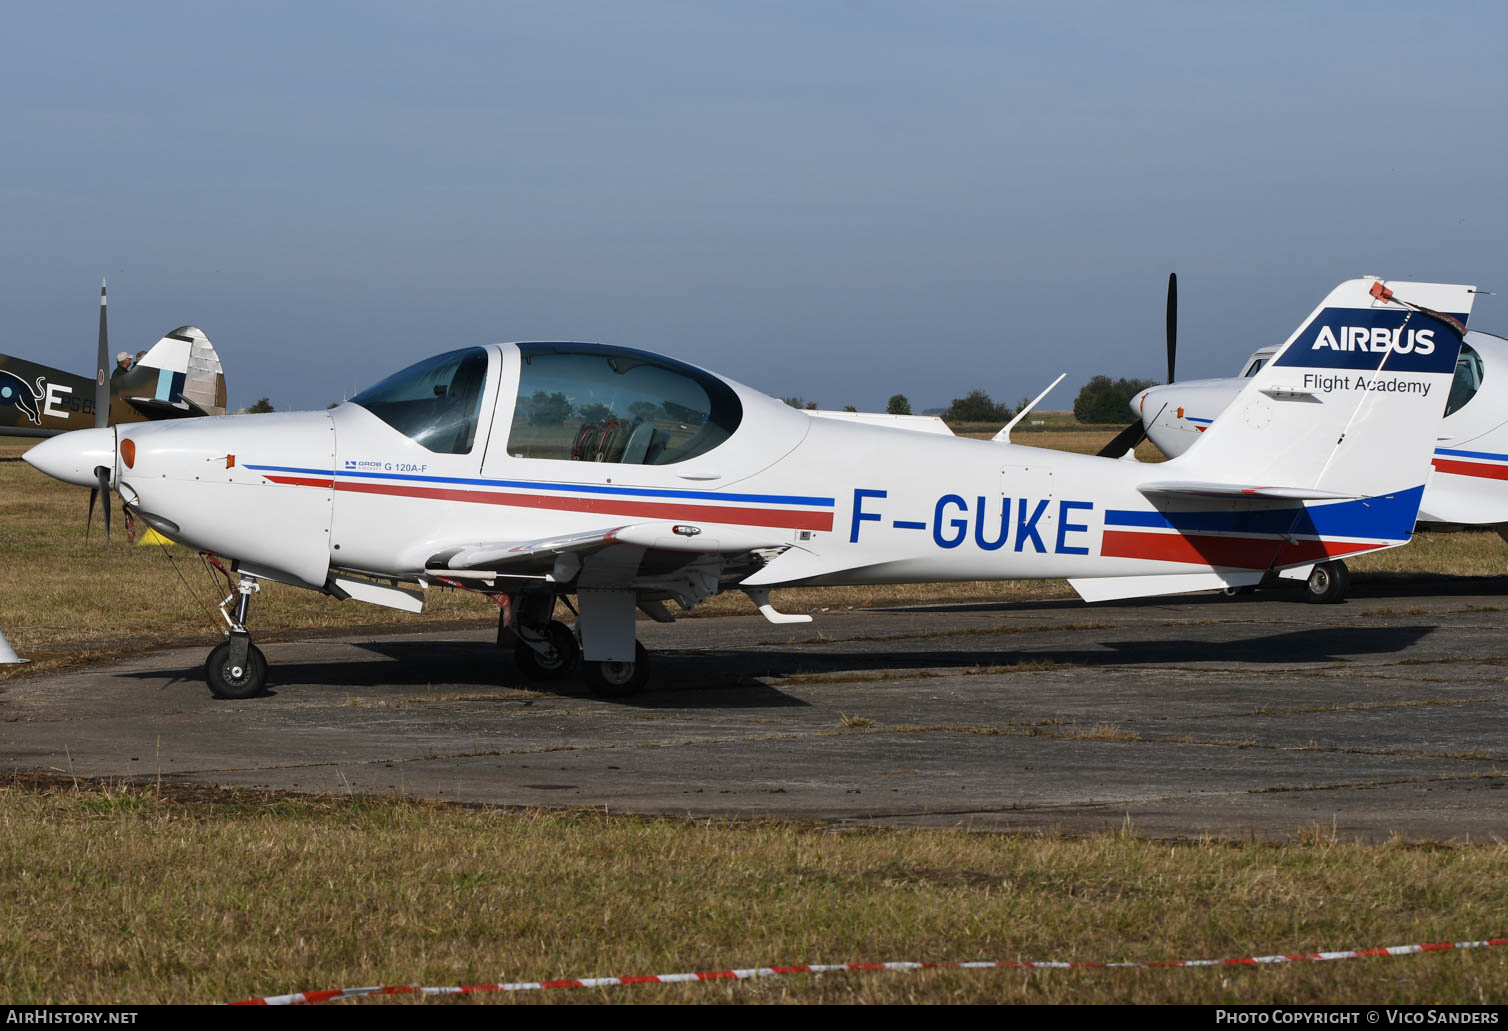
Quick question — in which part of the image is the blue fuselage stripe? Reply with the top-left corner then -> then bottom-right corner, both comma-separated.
243,464 -> 835,508
1434,447 -> 1508,463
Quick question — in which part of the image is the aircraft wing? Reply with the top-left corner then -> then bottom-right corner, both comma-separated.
425,520 -> 789,576
1137,481 -> 1361,501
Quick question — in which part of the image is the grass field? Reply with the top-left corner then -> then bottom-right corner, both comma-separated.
2,777 -> 1505,1005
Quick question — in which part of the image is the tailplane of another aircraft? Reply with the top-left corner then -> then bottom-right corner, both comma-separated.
0,282 -> 227,438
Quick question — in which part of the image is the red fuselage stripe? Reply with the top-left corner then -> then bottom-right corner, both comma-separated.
1432,458 -> 1508,481
265,475 -> 835,532
1102,530 -> 1384,569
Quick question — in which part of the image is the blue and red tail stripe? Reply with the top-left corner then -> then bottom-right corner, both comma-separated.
1432,448 -> 1508,482
1102,487 -> 1423,569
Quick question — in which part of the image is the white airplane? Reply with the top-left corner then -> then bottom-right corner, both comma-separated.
1128,278 -> 1507,551
23,278 -> 1474,700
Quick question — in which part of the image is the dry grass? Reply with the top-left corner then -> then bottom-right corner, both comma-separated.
2,777 -> 1506,1005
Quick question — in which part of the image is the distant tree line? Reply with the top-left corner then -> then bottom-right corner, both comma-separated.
776,377 -> 1158,427
1072,375 -> 1158,424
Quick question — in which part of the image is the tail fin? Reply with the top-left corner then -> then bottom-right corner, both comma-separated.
1169,278 -> 1473,511
128,326 -> 227,417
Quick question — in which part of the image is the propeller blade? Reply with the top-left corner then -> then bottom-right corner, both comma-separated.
1166,271 -> 1178,385
86,487 -> 98,541
1097,420 -> 1147,459
96,279 -> 109,430
94,465 -> 111,544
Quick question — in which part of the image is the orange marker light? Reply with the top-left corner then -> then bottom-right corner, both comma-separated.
120,438 -> 135,468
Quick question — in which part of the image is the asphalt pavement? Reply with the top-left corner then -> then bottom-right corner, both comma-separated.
5,579 -> 1508,841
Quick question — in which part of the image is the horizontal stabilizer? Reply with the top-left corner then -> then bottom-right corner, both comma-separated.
1070,571 -> 1265,603
1137,481 -> 1360,501
125,396 -> 208,420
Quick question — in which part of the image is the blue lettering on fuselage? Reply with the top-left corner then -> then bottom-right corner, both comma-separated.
1015,498 -> 1050,553
850,489 -> 1094,555
850,488 -> 887,543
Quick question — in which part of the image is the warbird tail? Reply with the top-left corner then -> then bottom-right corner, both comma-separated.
122,326 -> 228,419
1156,277 -> 1474,534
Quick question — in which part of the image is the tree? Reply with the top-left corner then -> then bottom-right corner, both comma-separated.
1072,375 -> 1158,424
528,390 -> 573,427
247,397 -> 275,414
782,396 -> 806,409
943,389 -> 1011,424
886,394 -> 912,415
842,404 -> 857,412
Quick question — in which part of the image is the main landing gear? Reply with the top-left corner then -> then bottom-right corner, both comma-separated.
580,641 -> 650,698
506,593 -> 651,698
513,619 -> 580,681
1220,559 -> 1351,605
207,573 -> 269,699
1301,559 -> 1350,605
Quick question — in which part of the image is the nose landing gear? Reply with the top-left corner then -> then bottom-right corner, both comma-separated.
206,573 -> 269,699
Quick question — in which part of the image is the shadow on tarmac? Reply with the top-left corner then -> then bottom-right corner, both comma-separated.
885,573 -> 1508,616
126,622 -> 1435,706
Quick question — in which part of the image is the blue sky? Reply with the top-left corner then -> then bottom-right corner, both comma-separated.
3,1 -> 1505,412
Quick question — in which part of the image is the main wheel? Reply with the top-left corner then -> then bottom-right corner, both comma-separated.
582,642 -> 650,698
206,641 -> 268,699
514,620 -> 579,680
1302,560 -> 1349,604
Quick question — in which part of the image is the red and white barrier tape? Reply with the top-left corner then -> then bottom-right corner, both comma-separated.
232,937 -> 1508,1005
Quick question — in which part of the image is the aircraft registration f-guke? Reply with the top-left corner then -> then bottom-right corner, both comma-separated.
0,282 -> 227,439
23,278 -> 1474,699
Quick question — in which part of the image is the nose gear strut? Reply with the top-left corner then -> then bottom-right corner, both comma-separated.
206,561 -> 268,699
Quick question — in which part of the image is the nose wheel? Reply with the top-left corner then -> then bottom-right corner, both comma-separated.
206,571 -> 270,698
207,633 -> 268,699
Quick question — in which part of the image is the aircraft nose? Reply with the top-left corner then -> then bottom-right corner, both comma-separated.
23,427 -> 115,488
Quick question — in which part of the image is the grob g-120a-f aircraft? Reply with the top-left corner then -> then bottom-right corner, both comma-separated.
24,278 -> 1474,699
